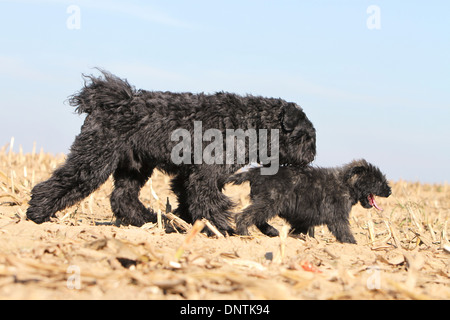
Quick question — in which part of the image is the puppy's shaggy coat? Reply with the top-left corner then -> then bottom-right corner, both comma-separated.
229,159 -> 391,243
26,70 -> 316,234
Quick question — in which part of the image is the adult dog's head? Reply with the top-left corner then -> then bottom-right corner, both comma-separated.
278,102 -> 316,166
343,159 -> 392,210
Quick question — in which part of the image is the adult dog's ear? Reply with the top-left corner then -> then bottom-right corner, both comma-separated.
279,103 -> 306,132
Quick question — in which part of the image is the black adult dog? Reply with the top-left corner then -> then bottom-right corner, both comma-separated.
229,159 -> 391,243
26,70 -> 316,235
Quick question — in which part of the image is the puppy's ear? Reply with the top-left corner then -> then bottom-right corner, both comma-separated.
280,103 -> 305,132
345,165 -> 367,183
350,166 -> 366,176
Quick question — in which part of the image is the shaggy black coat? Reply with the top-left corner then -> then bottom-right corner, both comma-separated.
26,70 -> 316,235
228,159 -> 391,243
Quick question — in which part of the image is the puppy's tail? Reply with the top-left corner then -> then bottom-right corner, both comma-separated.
69,69 -> 136,114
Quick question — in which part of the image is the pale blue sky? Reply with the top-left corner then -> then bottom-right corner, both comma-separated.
1,1 -> 449,183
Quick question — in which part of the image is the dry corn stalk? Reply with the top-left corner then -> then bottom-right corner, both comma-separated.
441,221 -> 449,250
367,219 -> 376,244
201,218 -> 224,238
164,212 -> 191,232
174,219 -> 205,261
273,224 -> 289,264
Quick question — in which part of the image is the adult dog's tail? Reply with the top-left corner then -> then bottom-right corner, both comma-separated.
69,69 -> 136,114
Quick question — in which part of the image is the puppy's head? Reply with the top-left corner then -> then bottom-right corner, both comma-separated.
278,102 -> 316,166
344,159 -> 391,210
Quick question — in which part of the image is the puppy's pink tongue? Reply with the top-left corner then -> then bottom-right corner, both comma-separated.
369,194 -> 383,211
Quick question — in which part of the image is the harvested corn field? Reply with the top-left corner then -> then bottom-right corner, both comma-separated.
0,143 -> 449,300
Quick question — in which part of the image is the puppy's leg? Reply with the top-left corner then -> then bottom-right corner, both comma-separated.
235,206 -> 256,236
110,156 -> 156,226
289,222 -> 310,235
327,218 -> 357,244
256,222 -> 279,237
235,199 -> 276,236
27,128 -> 119,223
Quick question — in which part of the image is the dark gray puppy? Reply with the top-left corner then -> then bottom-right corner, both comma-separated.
228,159 -> 391,243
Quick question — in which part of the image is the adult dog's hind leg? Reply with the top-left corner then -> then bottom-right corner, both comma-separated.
170,171 -> 192,224
110,154 -> 156,227
26,128 -> 119,223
